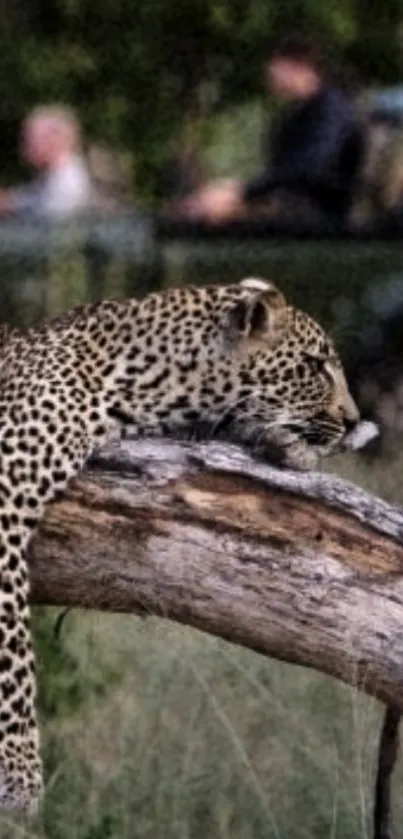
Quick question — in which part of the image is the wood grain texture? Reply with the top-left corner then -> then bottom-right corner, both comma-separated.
28,439 -> 403,709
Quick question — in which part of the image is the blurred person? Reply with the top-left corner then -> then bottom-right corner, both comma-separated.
177,35 -> 363,226
0,106 -> 93,219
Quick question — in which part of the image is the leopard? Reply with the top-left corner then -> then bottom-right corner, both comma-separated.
0,276 -> 369,813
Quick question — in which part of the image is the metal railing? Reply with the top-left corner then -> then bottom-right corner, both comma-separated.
0,210 -> 402,337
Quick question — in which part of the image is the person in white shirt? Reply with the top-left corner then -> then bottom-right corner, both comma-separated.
0,105 -> 94,219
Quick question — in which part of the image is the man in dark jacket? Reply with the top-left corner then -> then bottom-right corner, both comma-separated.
179,36 -> 363,225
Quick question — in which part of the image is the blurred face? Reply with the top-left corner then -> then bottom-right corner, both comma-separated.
21,118 -> 53,168
266,57 -> 320,100
20,116 -> 75,169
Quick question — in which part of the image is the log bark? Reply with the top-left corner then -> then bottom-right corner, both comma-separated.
28,438 -> 403,710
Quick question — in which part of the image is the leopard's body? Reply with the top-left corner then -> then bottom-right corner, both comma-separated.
0,277 -> 361,811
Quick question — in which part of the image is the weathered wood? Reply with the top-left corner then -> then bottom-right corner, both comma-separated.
28,438 -> 403,709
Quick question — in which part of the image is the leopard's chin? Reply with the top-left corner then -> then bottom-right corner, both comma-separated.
340,420 -> 379,454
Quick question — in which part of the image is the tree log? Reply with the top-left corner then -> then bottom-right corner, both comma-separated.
28,438 -> 403,709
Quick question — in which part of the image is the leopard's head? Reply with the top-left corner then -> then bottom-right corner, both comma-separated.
216,277 -> 376,468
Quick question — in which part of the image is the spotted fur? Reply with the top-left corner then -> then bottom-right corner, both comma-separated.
0,278 -> 360,811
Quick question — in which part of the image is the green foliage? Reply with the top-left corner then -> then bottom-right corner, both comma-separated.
0,1 -> 402,197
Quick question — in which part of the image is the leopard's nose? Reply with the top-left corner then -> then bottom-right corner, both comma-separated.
343,415 -> 359,434
341,392 -> 360,430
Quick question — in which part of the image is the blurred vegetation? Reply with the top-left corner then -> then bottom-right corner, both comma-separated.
0,0 -> 403,197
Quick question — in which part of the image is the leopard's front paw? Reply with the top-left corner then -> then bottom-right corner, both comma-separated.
281,441 -> 319,471
260,428 -> 319,471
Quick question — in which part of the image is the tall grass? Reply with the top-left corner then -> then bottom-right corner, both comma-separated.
0,615 -> 385,839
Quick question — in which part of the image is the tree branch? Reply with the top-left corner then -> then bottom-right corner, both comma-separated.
28,438 -> 403,710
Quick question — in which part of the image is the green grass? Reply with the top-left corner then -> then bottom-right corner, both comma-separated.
0,615 -> 385,839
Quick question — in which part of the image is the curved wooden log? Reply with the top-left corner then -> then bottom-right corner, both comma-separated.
28,438 -> 403,710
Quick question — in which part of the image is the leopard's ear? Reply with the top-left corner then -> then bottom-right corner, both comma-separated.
224,277 -> 288,344
239,277 -> 285,299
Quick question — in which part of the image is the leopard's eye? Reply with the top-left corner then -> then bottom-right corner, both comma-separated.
302,353 -> 326,374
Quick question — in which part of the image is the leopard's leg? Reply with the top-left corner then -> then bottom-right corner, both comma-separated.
0,523 -> 43,812
0,424 -> 96,812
